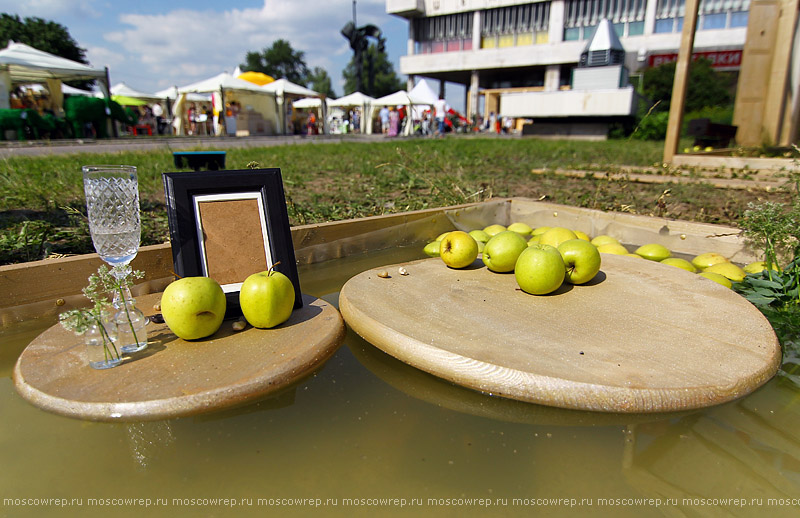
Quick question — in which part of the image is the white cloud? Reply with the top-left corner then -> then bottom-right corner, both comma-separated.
0,0 -> 100,19
84,0 -> 407,94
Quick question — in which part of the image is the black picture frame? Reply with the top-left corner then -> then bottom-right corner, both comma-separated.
163,168 -> 302,317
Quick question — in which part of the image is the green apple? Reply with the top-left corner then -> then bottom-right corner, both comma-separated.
699,271 -> 732,288
435,231 -> 451,241
539,227 -> 578,248
239,267 -> 296,328
507,222 -> 533,236
691,252 -> 728,270
531,226 -> 550,236
660,257 -> 697,272
743,261 -> 781,274
423,241 -> 440,257
161,277 -> 227,340
703,261 -> 746,282
468,229 -> 491,244
482,231 -> 528,272
590,235 -> 619,247
514,244 -> 565,295
626,253 -> 644,259
558,239 -> 602,284
527,235 -> 541,246
483,224 -> 507,237
573,230 -> 591,241
636,243 -> 671,261
597,243 -> 629,255
440,230 -> 479,269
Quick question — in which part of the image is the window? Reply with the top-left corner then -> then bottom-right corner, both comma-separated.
563,0 -> 646,40
702,13 -> 726,30
655,18 -> 674,33
480,3 -> 550,46
730,11 -> 748,27
414,12 -> 473,53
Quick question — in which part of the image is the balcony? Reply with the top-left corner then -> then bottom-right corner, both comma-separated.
386,0 -> 424,17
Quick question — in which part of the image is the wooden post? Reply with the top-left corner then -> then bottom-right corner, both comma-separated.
663,0 -> 700,163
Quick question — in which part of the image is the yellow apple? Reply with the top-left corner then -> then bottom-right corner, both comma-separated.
507,222 -> 533,236
636,243 -> 671,262
743,261 -> 781,274
531,226 -> 550,237
590,235 -> 619,247
468,229 -> 491,244
660,257 -> 697,272
161,277 -> 227,340
440,231 -> 479,269
539,227 -> 578,248
514,244 -> 565,295
691,252 -> 728,270
573,230 -> 591,241
239,268 -> 296,329
703,262 -> 746,282
483,224 -> 507,236
597,243 -> 629,255
482,231 -> 528,272
558,239 -> 601,284
699,271 -> 732,288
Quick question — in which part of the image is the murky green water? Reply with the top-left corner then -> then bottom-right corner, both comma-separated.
2,246 -> 800,517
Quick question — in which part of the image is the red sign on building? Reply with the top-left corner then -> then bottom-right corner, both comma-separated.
648,50 -> 743,70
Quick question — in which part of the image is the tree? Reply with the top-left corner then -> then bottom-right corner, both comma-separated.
241,39 -> 309,85
0,14 -> 88,64
342,43 -> 404,98
0,14 -> 93,88
306,67 -> 336,98
642,58 -> 732,113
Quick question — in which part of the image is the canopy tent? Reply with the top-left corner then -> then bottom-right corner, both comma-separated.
155,85 -> 210,102
62,84 -> 99,96
174,72 -> 277,136
328,91 -> 375,133
262,79 -> 325,134
110,82 -> 164,102
409,79 -> 438,105
0,42 -> 109,112
370,90 -> 433,136
238,71 -> 275,86
111,95 -> 149,106
292,97 -> 323,109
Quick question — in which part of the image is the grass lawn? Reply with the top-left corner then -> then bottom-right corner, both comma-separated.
0,137 -> 794,265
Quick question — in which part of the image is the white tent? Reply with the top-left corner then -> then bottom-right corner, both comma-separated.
0,42 -> 108,110
292,97 -> 323,109
174,72 -> 277,136
328,91 -> 375,133
262,79 -> 325,134
409,79 -> 438,105
371,90 -> 433,136
155,85 -> 210,102
110,82 -> 163,102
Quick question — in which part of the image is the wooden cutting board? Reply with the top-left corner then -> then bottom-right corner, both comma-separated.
13,293 -> 345,421
339,255 -> 781,413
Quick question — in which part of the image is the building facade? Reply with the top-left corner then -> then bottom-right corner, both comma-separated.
387,0 -> 749,123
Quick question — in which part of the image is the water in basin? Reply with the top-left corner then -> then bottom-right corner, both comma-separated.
2,246 -> 799,517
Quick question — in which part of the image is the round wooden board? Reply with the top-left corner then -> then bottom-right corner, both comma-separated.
13,293 -> 345,421
339,255 -> 781,413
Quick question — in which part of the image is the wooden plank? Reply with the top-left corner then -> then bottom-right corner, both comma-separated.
12,293 -> 345,421
339,254 -> 781,413
663,0 -> 699,163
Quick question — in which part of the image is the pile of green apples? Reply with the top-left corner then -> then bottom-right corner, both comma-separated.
432,224 -> 602,295
425,223 -> 770,295
159,265 -> 295,341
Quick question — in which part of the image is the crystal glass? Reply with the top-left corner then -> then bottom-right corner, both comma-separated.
83,165 -> 148,354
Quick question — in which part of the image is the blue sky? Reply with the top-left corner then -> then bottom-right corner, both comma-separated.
0,0 -> 423,99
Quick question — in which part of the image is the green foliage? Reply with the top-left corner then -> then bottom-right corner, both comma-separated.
630,111 -> 670,141
738,201 -> 799,272
642,58 -> 732,113
241,39 -> 310,85
0,14 -> 92,89
342,43 -> 404,97
306,66 -> 337,98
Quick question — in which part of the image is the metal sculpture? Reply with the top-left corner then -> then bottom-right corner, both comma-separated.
341,1 -> 385,96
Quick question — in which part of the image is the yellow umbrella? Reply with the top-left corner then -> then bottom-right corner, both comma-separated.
238,71 -> 275,86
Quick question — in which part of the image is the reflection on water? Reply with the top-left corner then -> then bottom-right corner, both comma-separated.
2,245 -> 800,517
